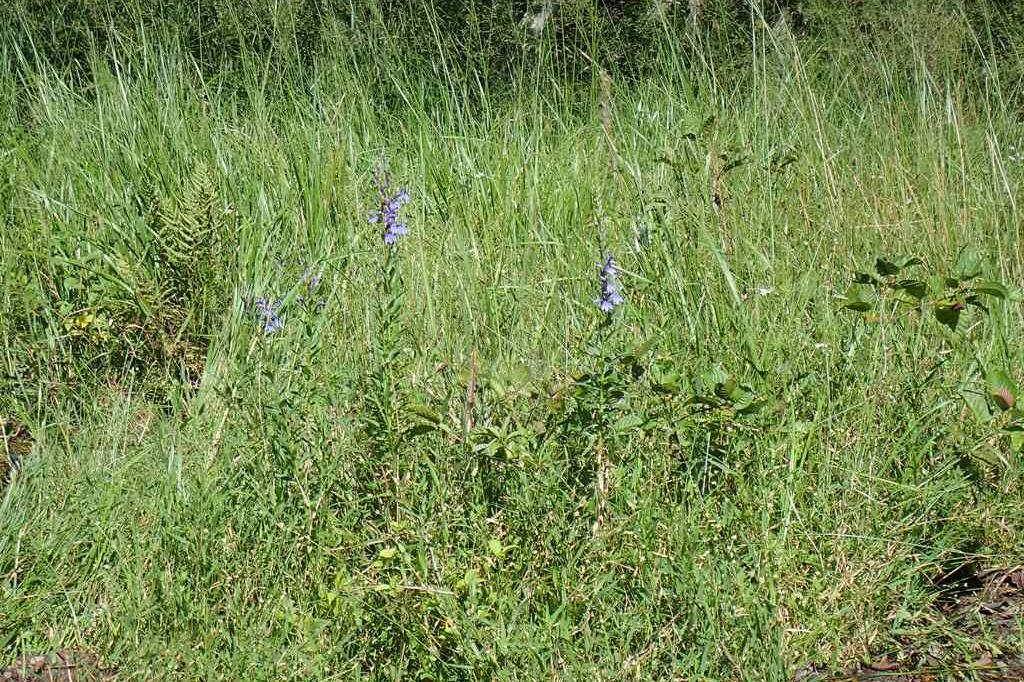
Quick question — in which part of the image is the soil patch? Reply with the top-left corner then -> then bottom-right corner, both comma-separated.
796,568 -> 1024,681
1,650 -> 113,682
0,417 -> 31,487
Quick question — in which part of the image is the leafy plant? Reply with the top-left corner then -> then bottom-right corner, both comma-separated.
961,367 -> 1024,461
841,249 -> 1010,332
649,357 -> 772,484
357,165 -> 440,516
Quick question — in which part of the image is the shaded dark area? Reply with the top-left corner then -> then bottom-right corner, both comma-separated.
3,0 -> 1024,86
0,418 -> 30,489
797,568 -> 1024,682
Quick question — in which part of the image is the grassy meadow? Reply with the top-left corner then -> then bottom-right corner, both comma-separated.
2,2 -> 1024,679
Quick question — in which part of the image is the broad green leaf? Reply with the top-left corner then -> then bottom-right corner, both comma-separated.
875,255 -> 921,277
954,247 -> 983,280
726,381 -> 754,404
933,299 -> 962,331
987,369 -> 1018,411
1009,433 -> 1024,453
714,378 -> 737,401
842,284 -> 877,312
875,258 -> 901,277
965,295 -> 989,313
612,413 -> 645,433
972,280 -> 1008,299
961,388 -> 991,423
652,380 -> 681,395
622,337 -> 657,362
736,398 -> 769,415
700,364 -> 729,392
405,423 -> 439,438
895,279 -> 927,299
650,362 -> 682,394
407,403 -> 442,424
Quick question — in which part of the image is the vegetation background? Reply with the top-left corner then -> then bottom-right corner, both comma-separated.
1,0 -> 1023,679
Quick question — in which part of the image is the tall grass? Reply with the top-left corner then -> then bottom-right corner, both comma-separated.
1,2 -> 1023,679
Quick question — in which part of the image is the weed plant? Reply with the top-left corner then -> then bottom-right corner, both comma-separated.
1,1 -> 1023,679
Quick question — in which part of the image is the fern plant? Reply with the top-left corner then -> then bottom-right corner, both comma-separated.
140,163 -> 227,377
149,164 -> 222,311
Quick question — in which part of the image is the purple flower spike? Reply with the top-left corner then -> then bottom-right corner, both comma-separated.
368,165 -> 410,246
254,297 -> 285,334
595,255 -> 625,313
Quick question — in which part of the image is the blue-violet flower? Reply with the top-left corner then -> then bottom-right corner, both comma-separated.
595,255 -> 624,313
368,167 -> 410,245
